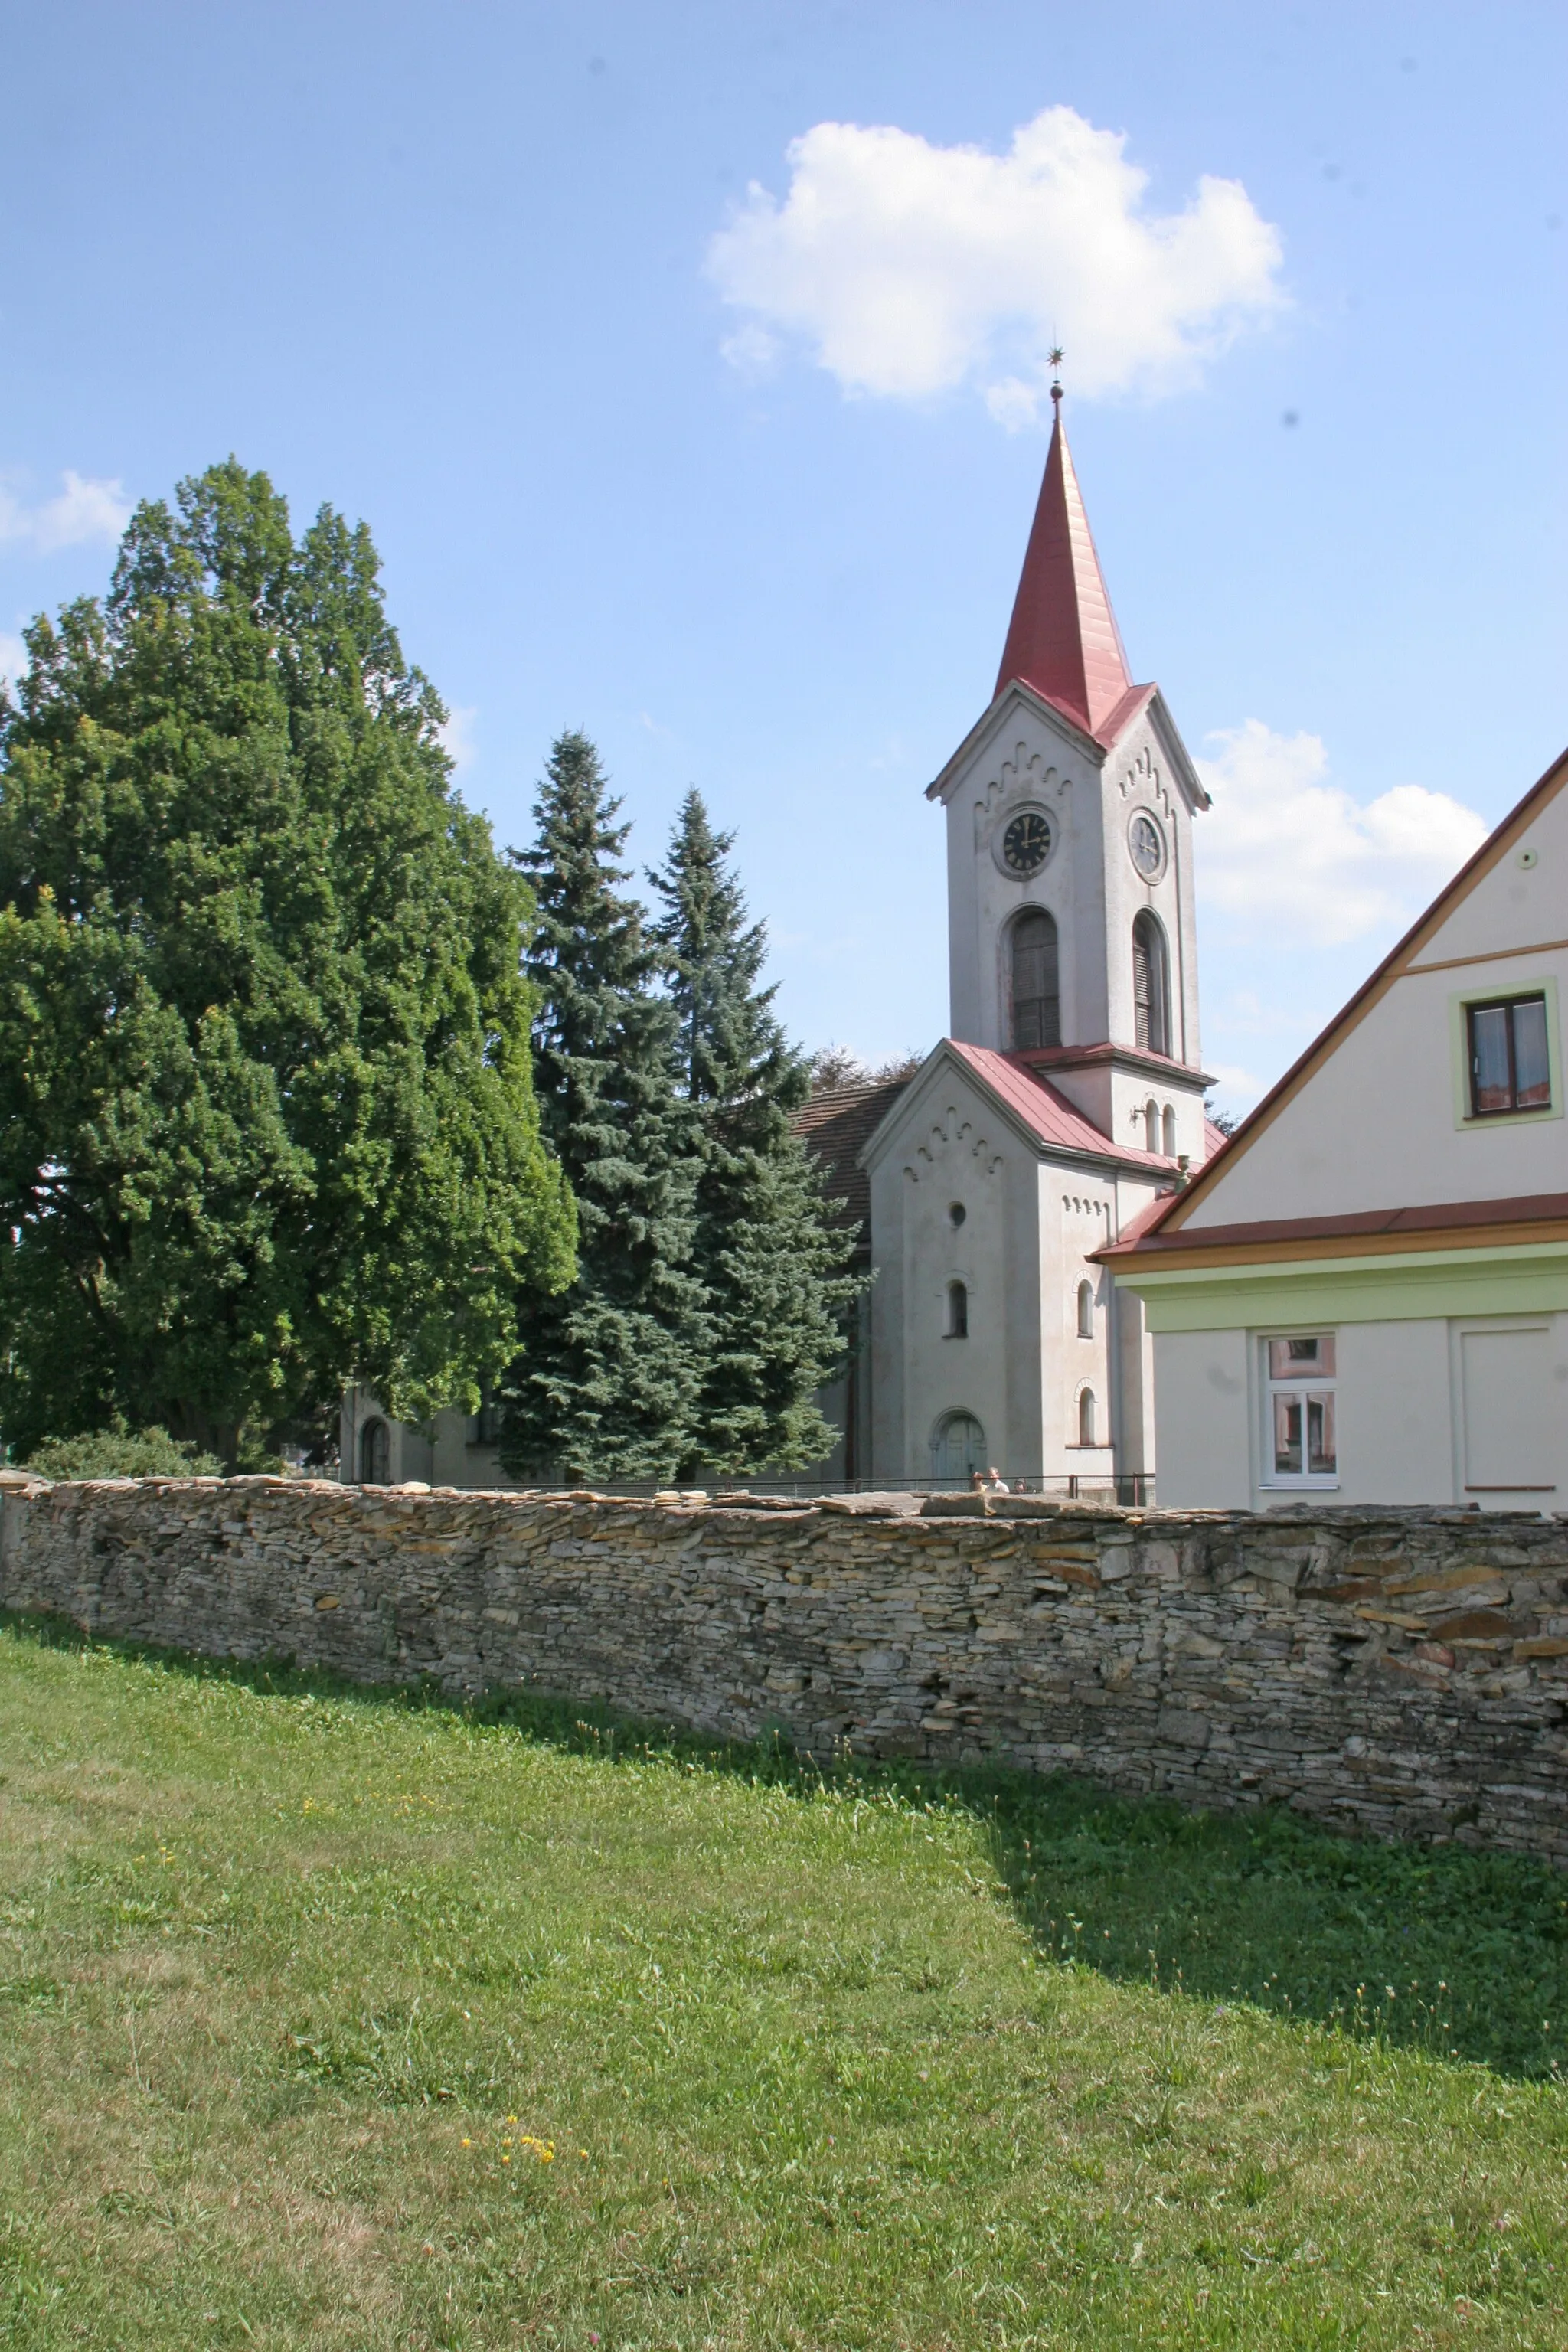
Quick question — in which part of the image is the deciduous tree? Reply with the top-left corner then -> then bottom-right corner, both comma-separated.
0,461 -> 575,1465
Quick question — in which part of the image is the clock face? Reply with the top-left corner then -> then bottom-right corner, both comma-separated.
1129,811 -> 1165,881
1000,808 -> 1053,877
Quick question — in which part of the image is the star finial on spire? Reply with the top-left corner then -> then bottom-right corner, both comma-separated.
1047,345 -> 1064,411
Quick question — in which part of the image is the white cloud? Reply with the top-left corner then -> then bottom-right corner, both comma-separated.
1195,720 -> 1489,949
0,632 -> 27,688
0,470 -> 132,554
437,704 -> 479,773
707,106 -> 1283,419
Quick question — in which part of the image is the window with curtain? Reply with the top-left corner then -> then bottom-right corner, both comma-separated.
1132,911 -> 1170,1057
1010,909 -> 1060,1050
1467,995 -> 1551,1116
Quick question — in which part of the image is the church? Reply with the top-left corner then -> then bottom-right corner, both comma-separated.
341,391 -> 1222,1493
800,385 -> 1224,1494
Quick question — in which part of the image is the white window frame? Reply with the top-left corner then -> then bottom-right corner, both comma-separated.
1258,1332 -> 1339,1489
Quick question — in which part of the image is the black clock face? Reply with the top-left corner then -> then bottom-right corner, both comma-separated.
1001,809 -> 1052,876
1129,812 -> 1164,880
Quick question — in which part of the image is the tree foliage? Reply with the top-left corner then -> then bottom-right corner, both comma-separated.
649,789 -> 862,1474
0,460 -> 575,1465
499,734 -> 703,1482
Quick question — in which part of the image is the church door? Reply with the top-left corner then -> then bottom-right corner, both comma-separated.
931,1410 -> 987,1485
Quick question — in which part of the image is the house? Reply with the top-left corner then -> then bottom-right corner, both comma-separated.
1099,747 -> 1568,1508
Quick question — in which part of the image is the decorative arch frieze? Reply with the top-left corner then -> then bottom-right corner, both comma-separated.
903,1103 -> 1004,1185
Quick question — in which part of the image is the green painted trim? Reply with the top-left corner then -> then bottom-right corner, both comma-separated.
1124,1250 -> 1568,1333
1448,973 -> 1563,1129
1125,1237 -> 1568,1291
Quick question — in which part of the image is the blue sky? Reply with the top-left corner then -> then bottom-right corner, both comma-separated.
2,1 -> 1564,1111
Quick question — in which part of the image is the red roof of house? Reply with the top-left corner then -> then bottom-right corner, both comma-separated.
946,1040 -> 1177,1172
995,400 -> 1136,743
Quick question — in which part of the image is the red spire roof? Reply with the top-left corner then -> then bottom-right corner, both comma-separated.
995,396 -> 1134,742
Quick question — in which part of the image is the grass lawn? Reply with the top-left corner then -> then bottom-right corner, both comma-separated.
2,1615 -> 1566,2350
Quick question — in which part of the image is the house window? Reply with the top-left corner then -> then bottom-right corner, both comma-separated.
1011,909 -> 1060,1050
1161,1105 -> 1178,1158
1077,1387 -> 1098,1446
1132,910 -> 1170,1057
1468,995 -> 1551,1116
1076,1279 -> 1094,1338
1262,1334 -> 1337,1484
946,1279 -> 969,1338
358,1416 -> 390,1485
931,1410 -> 985,1485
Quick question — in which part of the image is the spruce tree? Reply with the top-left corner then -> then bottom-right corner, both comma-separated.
648,789 -> 862,1475
500,734 -> 704,1481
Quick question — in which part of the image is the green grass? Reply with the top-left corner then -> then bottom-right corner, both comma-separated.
2,1615 -> 1565,2350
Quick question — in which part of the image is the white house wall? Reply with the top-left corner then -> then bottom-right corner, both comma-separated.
1181,787 -> 1568,1228
1152,1313 -> 1568,1511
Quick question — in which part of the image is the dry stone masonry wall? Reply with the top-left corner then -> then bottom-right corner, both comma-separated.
3,1475 -> 1567,1864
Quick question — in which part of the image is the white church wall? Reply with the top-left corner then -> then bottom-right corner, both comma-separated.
944,697 -> 1100,1051
1096,714 -> 1202,1070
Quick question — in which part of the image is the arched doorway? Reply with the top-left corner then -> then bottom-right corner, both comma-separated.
931,1410 -> 987,1486
359,1416 -> 390,1485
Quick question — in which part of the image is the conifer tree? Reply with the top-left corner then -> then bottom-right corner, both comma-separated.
500,734 -> 704,1481
648,789 -> 861,1474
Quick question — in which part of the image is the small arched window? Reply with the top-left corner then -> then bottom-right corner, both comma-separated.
1076,1279 -> 1094,1338
1132,910 -> 1171,1057
1010,908 -> 1060,1050
1161,1105 -> 1178,1158
932,1410 -> 986,1485
1144,1098 -> 1160,1152
359,1416 -> 390,1485
946,1280 -> 969,1338
1078,1388 -> 1097,1447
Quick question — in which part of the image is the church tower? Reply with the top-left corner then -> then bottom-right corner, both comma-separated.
851,384 -> 1218,1489
926,390 -> 1211,1161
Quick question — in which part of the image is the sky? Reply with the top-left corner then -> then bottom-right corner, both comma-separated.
2,0 -> 1564,1113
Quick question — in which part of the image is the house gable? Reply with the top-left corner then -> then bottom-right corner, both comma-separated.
1143,746 -> 1568,1236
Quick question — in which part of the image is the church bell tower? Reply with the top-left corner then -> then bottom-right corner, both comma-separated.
926,387 -> 1212,1161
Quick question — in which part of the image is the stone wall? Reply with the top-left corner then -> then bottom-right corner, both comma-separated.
3,1475 -> 1567,1863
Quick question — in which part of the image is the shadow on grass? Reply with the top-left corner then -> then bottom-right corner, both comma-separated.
8,1607 -> 1567,2080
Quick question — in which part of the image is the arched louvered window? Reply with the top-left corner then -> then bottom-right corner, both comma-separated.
359,1416 -> 390,1485
1132,911 -> 1170,1057
1010,909 -> 1060,1050
1076,1279 -> 1094,1338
